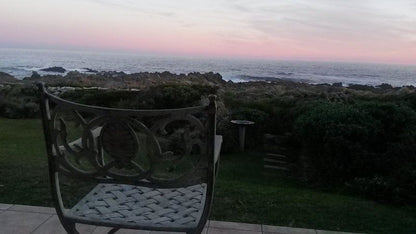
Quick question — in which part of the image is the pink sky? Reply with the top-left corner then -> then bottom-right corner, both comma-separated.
1,0 -> 416,64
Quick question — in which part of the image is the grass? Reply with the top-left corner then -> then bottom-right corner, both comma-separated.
212,152 -> 416,233
0,118 -> 415,233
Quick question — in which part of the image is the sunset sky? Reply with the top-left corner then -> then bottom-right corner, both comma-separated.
1,0 -> 416,64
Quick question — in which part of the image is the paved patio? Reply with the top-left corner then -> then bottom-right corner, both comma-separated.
0,204 -> 358,234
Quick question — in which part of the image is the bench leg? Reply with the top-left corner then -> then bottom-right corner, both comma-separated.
64,222 -> 79,234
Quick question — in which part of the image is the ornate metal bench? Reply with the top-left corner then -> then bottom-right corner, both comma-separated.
37,83 -> 222,234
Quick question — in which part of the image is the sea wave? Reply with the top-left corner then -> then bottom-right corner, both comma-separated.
238,74 -> 310,83
312,72 -> 381,78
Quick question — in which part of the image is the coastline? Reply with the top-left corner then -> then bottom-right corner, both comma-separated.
0,68 -> 411,91
2,48 -> 416,86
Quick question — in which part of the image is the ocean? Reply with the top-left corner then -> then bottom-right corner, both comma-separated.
1,48 -> 416,87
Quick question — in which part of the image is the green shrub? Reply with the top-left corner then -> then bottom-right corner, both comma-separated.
61,84 -> 217,109
3,101 -> 39,119
294,101 -> 416,203
152,85 -> 203,108
295,102 -> 377,183
231,107 -> 269,124
0,85 -> 39,118
60,90 -> 149,108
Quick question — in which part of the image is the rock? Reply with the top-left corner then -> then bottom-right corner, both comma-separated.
348,84 -> 374,91
204,72 -> 225,84
31,71 -> 41,79
404,85 -> 415,90
40,66 -> 66,73
83,68 -> 98,73
96,70 -> 126,78
0,72 -> 19,83
376,83 -> 393,90
65,71 -> 83,78
332,82 -> 343,87
316,83 -> 331,87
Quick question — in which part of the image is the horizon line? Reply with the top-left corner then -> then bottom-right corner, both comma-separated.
1,46 -> 416,67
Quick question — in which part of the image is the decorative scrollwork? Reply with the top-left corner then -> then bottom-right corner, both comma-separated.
101,121 -> 138,162
49,103 -> 209,185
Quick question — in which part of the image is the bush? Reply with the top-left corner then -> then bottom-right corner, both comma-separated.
0,84 -> 218,119
294,102 -> 377,183
0,85 -> 40,118
152,85 -> 216,108
60,90 -> 149,108
3,101 -> 39,119
61,84 -> 218,109
294,101 -> 416,203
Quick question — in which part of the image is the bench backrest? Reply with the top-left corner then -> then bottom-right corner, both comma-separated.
37,83 -> 217,188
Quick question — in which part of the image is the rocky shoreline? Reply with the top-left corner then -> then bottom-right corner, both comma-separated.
1,67 -> 411,88
1,68 -> 415,100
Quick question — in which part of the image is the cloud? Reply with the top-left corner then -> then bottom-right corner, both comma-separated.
221,0 -> 416,47
85,0 -> 176,18
1,0 -> 415,62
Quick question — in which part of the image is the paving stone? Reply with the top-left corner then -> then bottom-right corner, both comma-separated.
32,215 -> 96,234
0,205 -> 360,234
209,220 -> 262,232
0,210 -> 52,234
76,223 -> 97,233
149,228 -> 207,234
262,225 -> 317,234
92,226 -> 150,234
208,227 -> 261,234
149,231 -> 184,234
316,230 -> 359,234
147,221 -> 208,234
0,204 -> 13,210
9,204 -> 55,214
92,225 -> 208,234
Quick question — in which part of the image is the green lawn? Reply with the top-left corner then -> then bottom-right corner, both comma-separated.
0,118 -> 415,233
